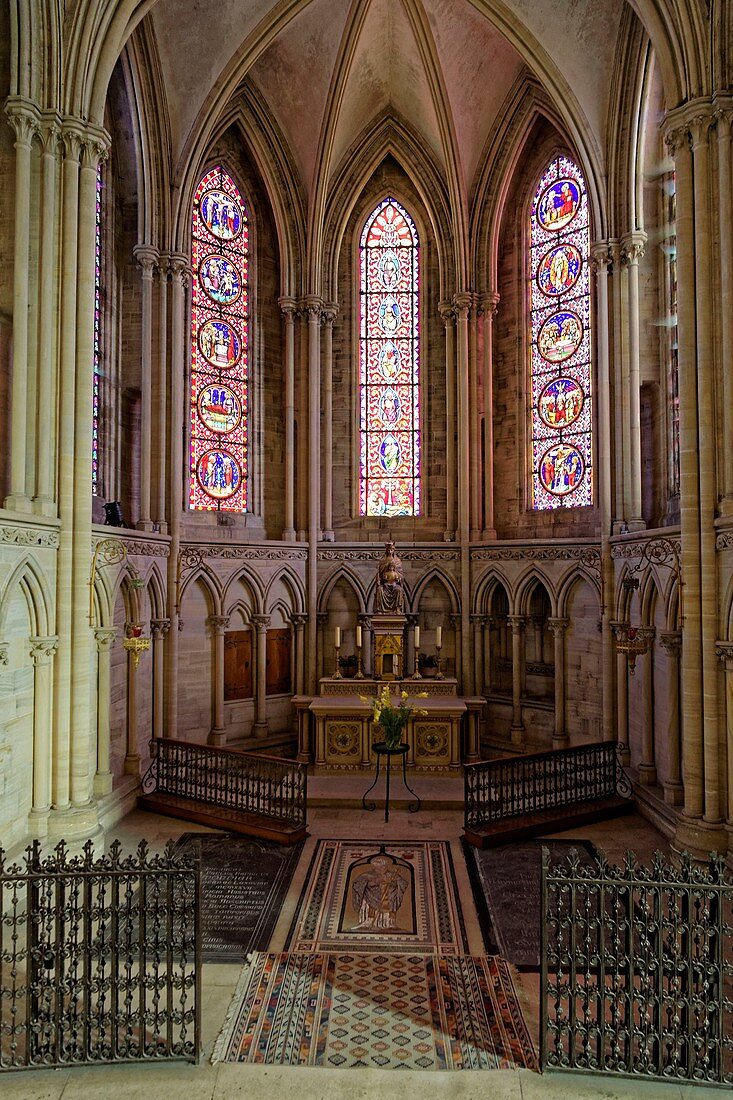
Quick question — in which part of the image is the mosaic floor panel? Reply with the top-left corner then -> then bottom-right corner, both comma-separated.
285,840 -> 467,955
213,950 -> 537,1071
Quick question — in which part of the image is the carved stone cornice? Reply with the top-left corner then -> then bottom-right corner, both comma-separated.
319,547 -> 459,562
611,536 -> 681,560
471,544 -> 601,572
92,533 -> 170,558
185,544 -> 307,561
29,635 -> 59,664
621,231 -> 647,265
1,523 -> 59,548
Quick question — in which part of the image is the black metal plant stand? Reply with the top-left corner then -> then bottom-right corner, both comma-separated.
362,742 -> 421,823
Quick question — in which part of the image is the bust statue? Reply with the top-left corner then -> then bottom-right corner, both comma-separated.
375,540 -> 405,614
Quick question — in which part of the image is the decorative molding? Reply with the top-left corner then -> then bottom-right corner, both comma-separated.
716,532 -> 733,551
1,524 -> 60,548
611,537 -> 681,560
471,545 -> 601,571
92,533 -> 170,558
189,544 -> 307,561
319,548 -> 460,562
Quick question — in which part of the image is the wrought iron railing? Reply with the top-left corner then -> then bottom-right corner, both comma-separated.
142,737 -> 307,829
464,740 -> 629,830
0,839 -> 200,1072
541,849 -> 733,1087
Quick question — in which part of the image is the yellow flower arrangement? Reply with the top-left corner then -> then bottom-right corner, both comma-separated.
360,684 -> 429,749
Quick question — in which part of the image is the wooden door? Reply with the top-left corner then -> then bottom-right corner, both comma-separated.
266,629 -> 291,695
224,630 -> 253,700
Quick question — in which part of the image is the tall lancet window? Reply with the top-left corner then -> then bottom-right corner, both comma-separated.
189,166 -> 249,511
359,197 -> 420,516
529,156 -> 593,509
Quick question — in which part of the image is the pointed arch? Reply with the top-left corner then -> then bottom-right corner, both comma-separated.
221,566 -> 266,615
318,566 -> 366,614
513,568 -> 557,617
0,557 -> 52,638
556,563 -> 602,617
179,567 -> 222,615
265,567 -> 306,616
410,568 -> 461,615
473,569 -> 512,615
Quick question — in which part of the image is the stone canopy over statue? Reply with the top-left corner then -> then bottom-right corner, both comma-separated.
375,540 -> 405,613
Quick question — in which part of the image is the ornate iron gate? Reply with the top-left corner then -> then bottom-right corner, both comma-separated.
0,839 -> 200,1071
541,848 -> 733,1087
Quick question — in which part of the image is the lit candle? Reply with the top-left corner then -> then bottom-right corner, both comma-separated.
436,626 -> 442,648
334,626 -> 341,648
414,625 -> 420,648
356,624 -> 362,648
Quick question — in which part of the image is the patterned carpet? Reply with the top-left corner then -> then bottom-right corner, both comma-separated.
286,840 -> 467,955
213,950 -> 537,1071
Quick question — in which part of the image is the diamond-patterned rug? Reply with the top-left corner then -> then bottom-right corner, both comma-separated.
213,950 -> 537,1070
285,840 -> 467,955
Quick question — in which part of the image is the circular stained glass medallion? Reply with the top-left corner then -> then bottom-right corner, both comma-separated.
379,434 -> 402,474
199,254 -> 242,306
538,442 -> 585,496
197,385 -> 242,435
196,449 -> 241,500
378,295 -> 401,336
538,377 -> 584,428
198,320 -> 241,368
199,189 -> 244,241
536,178 -> 582,233
378,341 -> 401,381
537,311 -> 583,364
379,387 -> 401,426
537,244 -> 582,297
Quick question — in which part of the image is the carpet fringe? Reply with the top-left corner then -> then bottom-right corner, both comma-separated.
211,952 -> 256,1064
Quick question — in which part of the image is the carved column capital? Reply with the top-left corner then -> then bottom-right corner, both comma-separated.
252,614 -> 271,633
38,112 -> 62,155
438,300 -> 455,326
94,627 -> 118,651
547,617 -> 569,637
150,618 -> 171,640
452,292 -> 473,319
299,296 -> 323,320
29,635 -> 59,664
621,231 -> 648,266
590,240 -> 612,273
5,99 -> 40,147
291,612 -> 308,629
317,612 -> 329,627
133,243 -> 160,279
507,615 -> 526,635
0,643 -> 8,665
168,253 -> 191,288
278,295 -> 297,320
477,291 -> 500,317
716,641 -> 733,666
80,127 -> 110,170
321,302 -> 338,327
207,615 -> 230,634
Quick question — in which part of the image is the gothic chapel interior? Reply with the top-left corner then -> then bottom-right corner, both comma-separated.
3,0 -> 733,890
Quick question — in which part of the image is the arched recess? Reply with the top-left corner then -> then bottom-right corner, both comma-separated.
513,568 -> 557,617
318,567 -> 367,614
222,568 -> 265,617
0,556 -> 37,852
520,578 -> 554,703
321,574 -> 363,680
0,557 -> 52,639
562,572 -> 603,742
265,567 -> 306,616
412,570 -> 458,678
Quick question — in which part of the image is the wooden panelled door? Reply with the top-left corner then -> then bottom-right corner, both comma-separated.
266,628 -> 292,695
224,630 -> 253,700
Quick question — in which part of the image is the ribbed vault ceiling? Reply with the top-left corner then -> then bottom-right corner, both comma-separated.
150,0 -> 626,193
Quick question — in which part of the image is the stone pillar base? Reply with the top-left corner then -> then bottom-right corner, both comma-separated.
282,527 -> 296,541
33,496 -> 57,518
672,813 -> 728,861
510,724 -> 524,747
637,763 -> 658,786
552,733 -> 569,750
27,808 -> 50,839
46,804 -> 104,849
123,754 -> 141,776
663,781 -> 684,806
252,721 -> 269,738
481,528 -> 497,541
136,519 -> 154,531
208,729 -> 227,747
93,772 -> 113,797
4,494 -> 33,513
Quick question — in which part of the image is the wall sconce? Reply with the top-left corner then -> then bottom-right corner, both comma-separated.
612,623 -> 655,675
122,624 -> 150,668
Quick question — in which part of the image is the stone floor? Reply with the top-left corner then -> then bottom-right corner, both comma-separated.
3,803 -> 727,1099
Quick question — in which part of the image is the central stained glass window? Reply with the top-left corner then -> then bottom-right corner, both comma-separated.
189,166 -> 249,511
359,197 -> 421,516
529,155 -> 593,509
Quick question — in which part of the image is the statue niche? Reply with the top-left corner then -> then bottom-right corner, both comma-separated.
372,540 -> 406,679
375,541 -> 405,614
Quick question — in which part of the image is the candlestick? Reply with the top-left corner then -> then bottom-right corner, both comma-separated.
435,640 -> 444,680
414,625 -> 420,647
412,633 -> 422,679
334,625 -> 341,648
436,625 -> 442,648
356,624 -> 362,648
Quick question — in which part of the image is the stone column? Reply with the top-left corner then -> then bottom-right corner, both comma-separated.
483,616 -> 493,694
716,642 -> 733,829
133,244 -> 158,530
611,622 -> 631,763
304,298 -> 322,691
439,303 -> 456,539
405,613 -> 418,679
609,239 -> 626,528
291,613 -> 307,695
454,294 -> 473,696
207,615 -> 230,746
150,619 -> 170,742
450,613 -> 462,687
252,614 -> 270,737
359,613 -> 372,678
717,109 -> 733,510
478,293 -> 499,538
322,304 -> 337,540
621,231 -> 647,529
660,632 -> 683,805
508,615 -> 526,745
469,297 -> 480,539
34,115 -> 60,514
279,297 -> 297,539
548,618 -> 569,749
4,101 -> 38,512
155,263 -> 168,530
124,626 -> 145,776
317,612 -> 328,683
28,636 -> 58,837
471,615 -> 484,694
638,628 -> 657,785
93,628 -> 116,797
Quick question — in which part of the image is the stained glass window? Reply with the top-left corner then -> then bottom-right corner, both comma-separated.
189,166 -> 249,511
92,166 -> 102,491
664,173 -> 679,498
530,156 -> 593,509
359,197 -> 420,516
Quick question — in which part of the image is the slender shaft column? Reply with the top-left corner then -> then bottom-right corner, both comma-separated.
661,632 -> 683,804
454,294 -> 473,695
151,619 -> 170,742
450,613 -> 462,687
28,636 -> 58,838
716,110 -> 733,509
483,616 -> 493,694
70,132 -> 108,815
155,264 -> 168,530
124,626 -> 144,776
322,305 -> 337,540
165,256 -> 190,738
638,629 -> 657,784
317,613 -> 328,683
34,116 -> 60,513
609,240 -> 626,527
4,102 -> 38,511
252,614 -> 270,737
93,628 -> 116,797
292,614 -> 307,695
479,293 -> 499,538
611,623 -> 631,763
715,643 -> 733,828
439,303 -> 456,539
508,615 -> 525,745
134,245 -> 157,529
471,615 -> 484,694
207,615 -> 230,746
666,125 -> 704,823
279,297 -> 297,539
548,618 -> 569,748
469,298 -> 480,539
621,232 -> 647,528
305,299 -> 322,691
